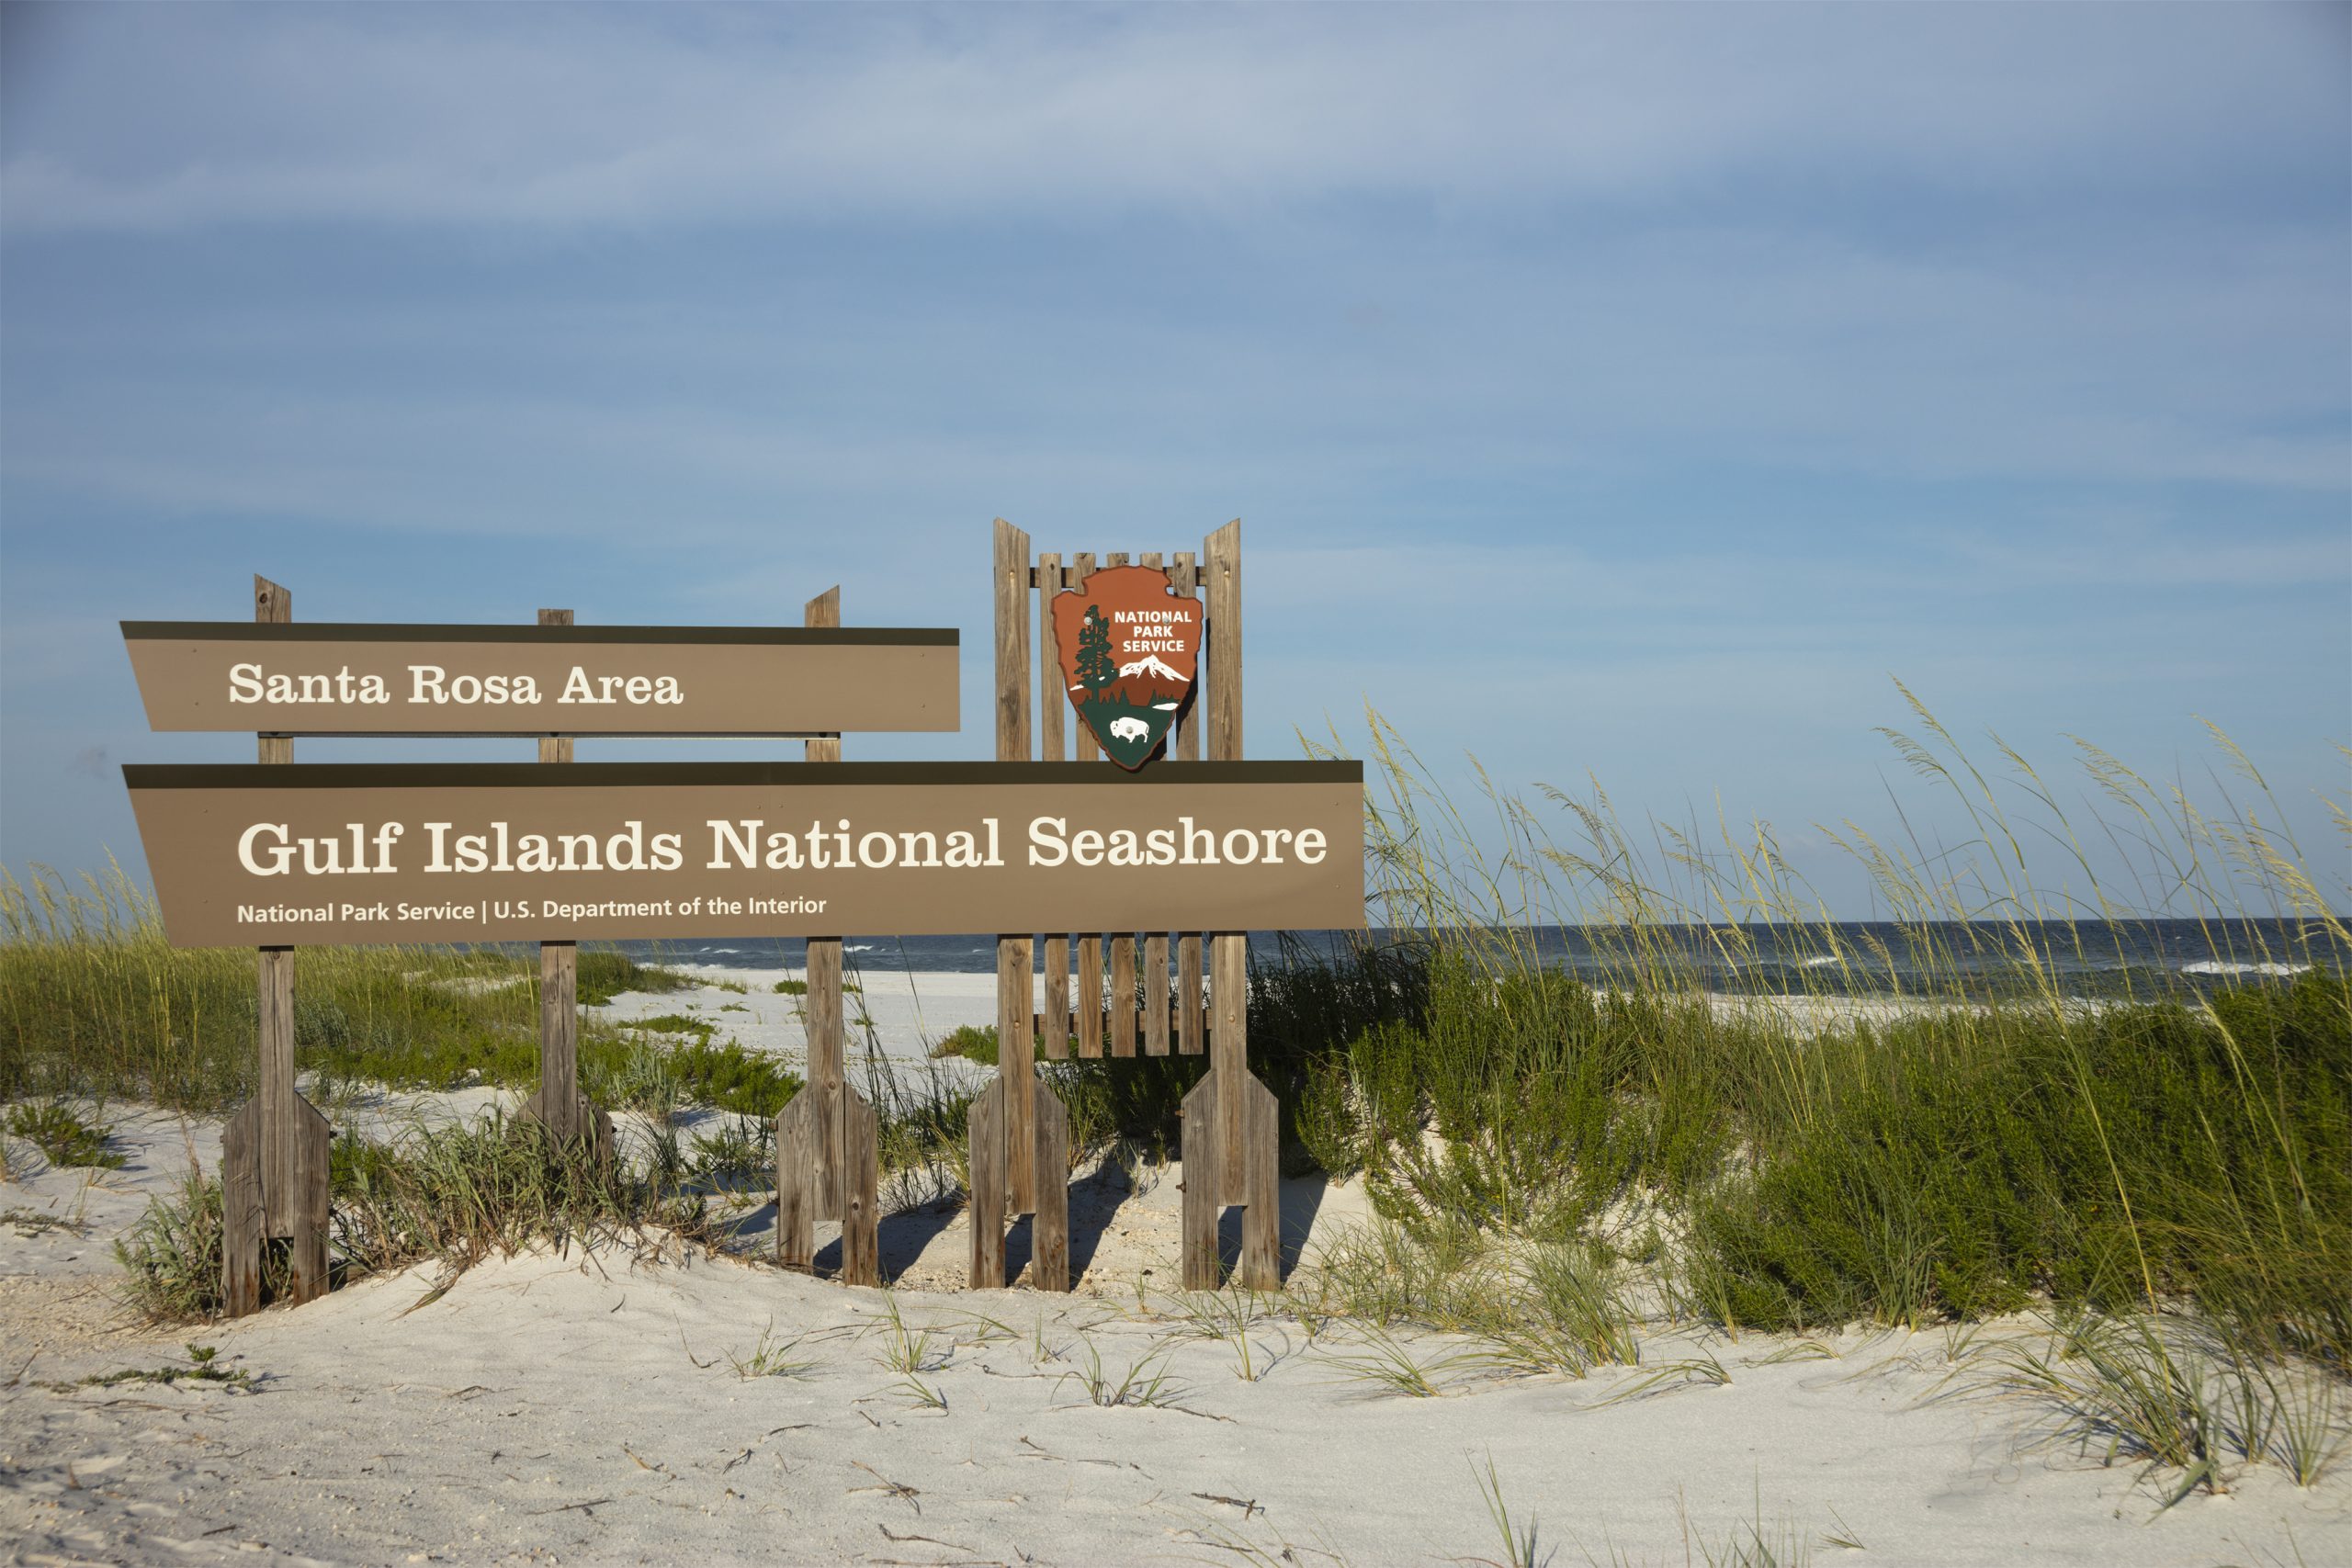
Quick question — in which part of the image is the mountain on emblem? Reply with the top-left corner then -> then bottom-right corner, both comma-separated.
1049,564 -> 1203,771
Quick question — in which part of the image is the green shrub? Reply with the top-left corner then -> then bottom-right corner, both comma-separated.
575,952 -> 692,1006
120,1112 -> 711,1321
929,1024 -> 998,1065
6,1100 -> 125,1168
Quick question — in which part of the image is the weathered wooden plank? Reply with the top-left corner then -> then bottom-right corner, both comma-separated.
1178,928 -> 1205,1057
1036,554 -> 1069,1064
1000,934 -> 1035,1213
1032,1087 -> 1069,1292
1238,1070 -> 1282,1290
220,1100 -> 263,1316
1069,553 -> 1098,762
967,1078 -> 1006,1289
254,576 -> 291,765
841,1087 -> 880,1287
254,576 -> 297,1254
994,519 -> 1032,761
1095,550 -> 1136,1063
1067,551 -> 1100,1061
1204,522 -> 1242,762
1077,935 -> 1104,1059
537,941 -> 580,1144
1180,1071 -> 1222,1290
1144,933 -> 1170,1056
288,1097 -> 331,1303
804,936 -> 844,1220
1173,549 -> 1205,1056
528,607 -> 586,1153
535,607 -> 576,763
229,572 -> 319,1316
1213,931 -> 1250,1206
775,1088 -> 817,1269
1040,942 -> 1069,1063
993,521 -> 1035,1220
1204,520 -> 1250,1204
1017,533 -> 1072,1292
803,586 -> 845,1221
257,943 -> 298,1230
804,586 -> 842,761
1110,932 -> 1137,1058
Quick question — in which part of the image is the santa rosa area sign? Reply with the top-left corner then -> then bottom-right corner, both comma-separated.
125,760 -> 1364,946
1050,566 -> 1201,770
120,622 -> 957,736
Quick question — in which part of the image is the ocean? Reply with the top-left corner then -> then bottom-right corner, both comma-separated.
607,919 -> 2339,999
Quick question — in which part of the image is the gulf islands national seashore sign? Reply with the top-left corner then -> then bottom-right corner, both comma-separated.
120,569 -> 1363,950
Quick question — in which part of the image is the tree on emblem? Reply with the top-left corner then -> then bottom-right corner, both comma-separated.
1074,604 -> 1116,693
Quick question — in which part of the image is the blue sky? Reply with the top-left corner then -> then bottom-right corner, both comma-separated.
4,4 -> 2346,918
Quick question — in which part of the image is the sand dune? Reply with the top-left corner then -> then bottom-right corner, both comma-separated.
3,968 -> 2345,1564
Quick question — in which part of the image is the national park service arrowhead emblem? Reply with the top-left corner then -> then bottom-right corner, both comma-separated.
1051,566 -> 1201,770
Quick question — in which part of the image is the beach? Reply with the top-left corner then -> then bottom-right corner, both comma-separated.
4,964 -> 2346,1566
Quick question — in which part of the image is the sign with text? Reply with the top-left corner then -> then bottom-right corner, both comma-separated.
1051,564 -> 1202,771
125,761 -> 1365,946
120,623 -> 958,736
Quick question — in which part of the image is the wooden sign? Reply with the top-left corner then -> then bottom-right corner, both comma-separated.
1048,566 -> 1201,770
124,760 -> 1365,946
119,622 -> 957,736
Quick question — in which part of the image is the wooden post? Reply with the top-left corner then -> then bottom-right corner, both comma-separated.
538,941 -> 578,1142
1069,551 -> 1105,1065
1134,560 -> 1170,1061
1172,551 -> 1207,1056
775,586 -> 878,1285
1181,520 -> 1280,1290
995,523 -> 1035,1218
968,1080 -> 1006,1289
1036,552 -> 1070,1065
537,610 -> 576,1151
221,575 -> 330,1316
520,609 -> 612,1162
1101,551 -> 1138,1061
973,519 -> 1070,1291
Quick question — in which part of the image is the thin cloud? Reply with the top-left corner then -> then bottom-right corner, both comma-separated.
3,6 -> 2340,231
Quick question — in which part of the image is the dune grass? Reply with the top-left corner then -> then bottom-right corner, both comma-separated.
0,862 -> 711,1110
115,1110 -> 719,1320
5,1098 -> 126,1169
1253,704 -> 2349,1378
12,698 -> 2348,1428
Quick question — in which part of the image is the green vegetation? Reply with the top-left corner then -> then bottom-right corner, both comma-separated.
0,870 -> 721,1109
929,1023 -> 999,1064
621,1012 -> 716,1043
5,1099 -> 125,1168
588,1033 -> 802,1120
575,950 -> 693,1006
13,692 -> 2349,1464
1236,705 -> 2346,1392
118,1112 -> 718,1320
55,1344 -> 254,1393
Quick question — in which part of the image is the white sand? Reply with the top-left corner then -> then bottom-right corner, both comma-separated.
4,969 -> 2346,1565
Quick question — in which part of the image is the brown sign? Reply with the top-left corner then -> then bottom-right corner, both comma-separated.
1049,566 -> 1201,770
120,623 -> 958,736
124,761 -> 1364,947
